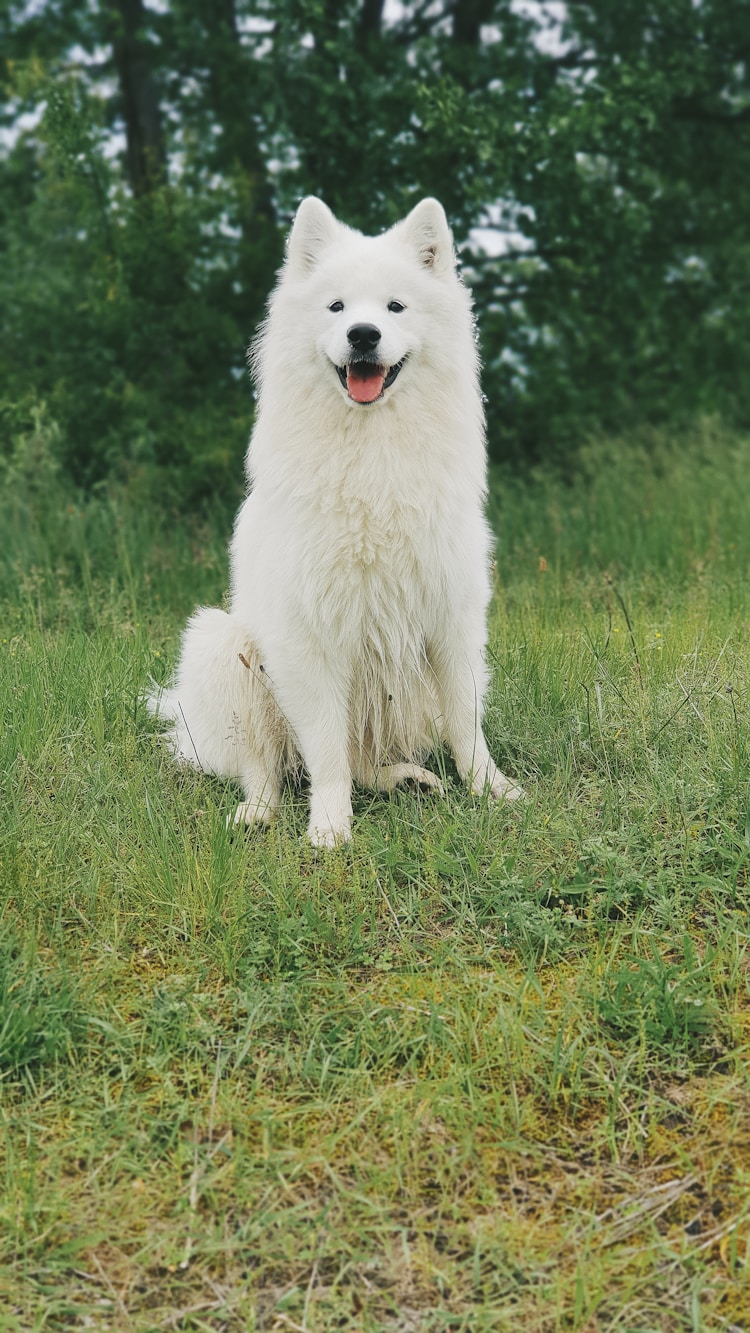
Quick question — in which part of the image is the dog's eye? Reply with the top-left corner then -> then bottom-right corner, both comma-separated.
328,300 -> 344,313
387,300 -> 406,314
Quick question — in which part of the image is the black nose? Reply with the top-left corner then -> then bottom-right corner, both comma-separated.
347,322 -> 381,352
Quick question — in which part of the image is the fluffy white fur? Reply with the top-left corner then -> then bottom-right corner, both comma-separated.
150,196 -> 522,847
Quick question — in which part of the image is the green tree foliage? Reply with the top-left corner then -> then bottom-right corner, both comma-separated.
1,0 -> 748,491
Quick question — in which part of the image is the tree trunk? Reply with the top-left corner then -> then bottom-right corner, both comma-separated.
108,0 -> 167,195
359,0 -> 385,45
196,0 -> 281,310
451,0 -> 494,47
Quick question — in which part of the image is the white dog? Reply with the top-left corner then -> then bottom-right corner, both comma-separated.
150,196 -> 522,846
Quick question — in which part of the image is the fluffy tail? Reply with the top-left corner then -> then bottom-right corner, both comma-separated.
145,675 -> 207,770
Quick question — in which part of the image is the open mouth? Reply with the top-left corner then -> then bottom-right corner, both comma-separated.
336,358 -> 405,404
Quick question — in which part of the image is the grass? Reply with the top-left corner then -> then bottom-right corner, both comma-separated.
1,421 -> 749,1330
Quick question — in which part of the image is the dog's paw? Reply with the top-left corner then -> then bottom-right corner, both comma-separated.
407,767 -> 444,796
307,787 -> 353,848
378,762 -> 445,796
307,819 -> 352,849
228,800 -> 274,830
469,763 -> 525,802
488,771 -> 525,802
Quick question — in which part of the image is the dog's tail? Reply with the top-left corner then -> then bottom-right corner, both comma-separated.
144,678 -> 206,771
145,676 -> 175,721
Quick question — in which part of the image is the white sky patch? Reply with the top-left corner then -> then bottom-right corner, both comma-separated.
236,12 -> 275,57
0,102 -> 45,151
510,0 -> 571,56
102,129 -> 127,162
384,0 -> 571,54
467,226 -> 532,258
237,14 -> 275,34
383,0 -> 444,22
467,201 -> 537,258
10,0 -> 46,19
67,42 -> 110,67
478,230 -> 534,257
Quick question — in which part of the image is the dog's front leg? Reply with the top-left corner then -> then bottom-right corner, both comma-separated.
273,654 -> 354,848
430,636 -> 524,802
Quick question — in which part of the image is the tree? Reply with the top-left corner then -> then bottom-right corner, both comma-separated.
0,0 -> 282,494
263,0 -> 750,454
1,0 -> 748,490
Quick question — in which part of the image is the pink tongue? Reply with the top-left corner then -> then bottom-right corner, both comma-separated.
347,365 -> 386,403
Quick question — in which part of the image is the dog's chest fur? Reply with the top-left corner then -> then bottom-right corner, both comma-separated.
293,459 -> 448,761
307,452 -> 446,633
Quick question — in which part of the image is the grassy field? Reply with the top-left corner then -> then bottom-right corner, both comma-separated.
1,422 -> 749,1331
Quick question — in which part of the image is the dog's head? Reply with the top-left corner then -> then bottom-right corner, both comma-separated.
262,196 -> 471,409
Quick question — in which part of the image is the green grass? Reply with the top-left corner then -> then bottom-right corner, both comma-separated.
1,423 -> 749,1330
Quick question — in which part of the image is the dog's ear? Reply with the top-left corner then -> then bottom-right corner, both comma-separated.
286,197 -> 340,272
394,198 -> 455,275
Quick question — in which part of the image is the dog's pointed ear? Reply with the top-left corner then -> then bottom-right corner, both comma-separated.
393,198 -> 455,275
286,197 -> 340,272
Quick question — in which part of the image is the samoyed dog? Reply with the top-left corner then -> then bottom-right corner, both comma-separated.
151,196 -> 522,847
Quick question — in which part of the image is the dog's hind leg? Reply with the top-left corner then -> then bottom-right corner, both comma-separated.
152,607 -> 286,824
